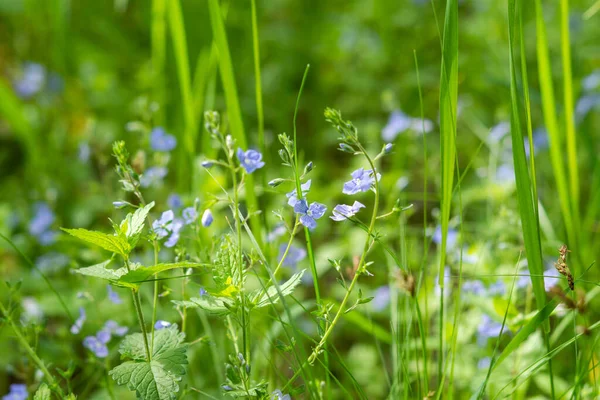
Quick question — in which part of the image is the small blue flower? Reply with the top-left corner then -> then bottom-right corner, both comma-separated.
342,168 -> 380,195
489,121 -> 510,143
432,226 -> 458,251
266,224 -> 287,243
496,164 -> 515,183
384,143 -> 393,154
165,218 -> 184,248
271,389 -> 291,400
167,193 -> 183,209
278,244 -> 307,268
70,307 -> 86,335
201,209 -> 213,227
237,148 -> 265,174
103,320 -> 128,337
544,267 -> 560,291
477,314 -> 505,346
29,202 -> 57,245
2,383 -> 28,400
150,127 -> 177,152
488,280 -> 506,296
182,207 -> 197,225
96,329 -> 111,344
462,280 -> 485,295
201,160 -> 214,168
293,199 -> 327,230
582,69 -> 600,91
83,335 -> 108,358
372,286 -> 390,311
13,62 -> 46,99
78,142 -> 91,162
35,252 -> 69,273
107,285 -> 123,304
477,357 -> 491,369
199,288 -> 208,296
286,180 -> 311,207
382,110 -> 412,141
152,210 -> 174,239
576,94 -> 600,119
516,273 -> 530,289
155,320 -> 172,330
140,166 -> 168,188
330,201 -> 365,221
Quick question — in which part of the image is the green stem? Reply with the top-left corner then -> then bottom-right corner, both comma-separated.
151,241 -> 159,350
127,266 -> 152,362
0,300 -> 64,397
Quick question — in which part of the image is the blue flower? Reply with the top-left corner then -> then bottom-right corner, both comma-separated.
199,288 -> 208,296
477,357 -> 491,370
13,62 -> 46,99
2,383 -> 28,400
107,285 -> 123,304
150,127 -> 177,152
382,110 -> 412,141
83,335 -> 109,358
432,226 -> 458,251
488,280 -> 506,296
29,202 -> 57,245
477,314 -> 505,346
165,219 -> 184,248
278,244 -> 307,268
293,199 -> 327,230
102,320 -> 128,337
342,168 -> 380,195
201,209 -> 213,227
237,148 -> 265,173
78,142 -> 91,162
152,210 -> 174,239
167,193 -> 183,209
489,121 -> 510,143
286,180 -> 311,207
582,69 -> 600,91
330,201 -> 365,221
266,224 -> 287,242
201,160 -> 214,168
182,207 -> 197,225
496,164 -> 515,183
271,389 -> 291,400
544,267 -> 560,291
384,143 -> 394,154
576,94 -> 600,120
36,252 -> 69,273
155,320 -> 172,330
21,297 -> 43,323
140,166 -> 168,188
70,307 -> 86,334
462,280 -> 485,295
372,286 -> 390,311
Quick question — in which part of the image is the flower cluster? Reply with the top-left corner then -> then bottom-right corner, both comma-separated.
237,148 -> 265,174
83,320 -> 128,358
2,384 -> 27,400
150,127 -> 177,152
382,109 -> 434,141
152,204 -> 204,248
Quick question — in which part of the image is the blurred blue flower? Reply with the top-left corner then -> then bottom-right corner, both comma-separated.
78,142 -> 91,162
113,201 -> 129,209
102,320 -> 128,337
382,110 -> 412,141
372,286 -> 390,311
477,357 -> 491,369
516,273 -> 530,289
165,218 -> 184,248
2,383 -> 27,400
343,168 -> 380,195
330,201 -> 365,221
201,209 -> 213,227
182,207 -> 197,225
13,62 -> 46,99
489,121 -> 510,143
36,252 -> 69,273
167,193 -> 183,209
286,180 -> 311,207
107,285 -> 123,304
575,94 -> 600,120
29,202 -> 57,245
155,320 -> 172,330
150,127 -> 177,152
83,335 -> 108,358
140,166 -> 168,188
21,297 -> 43,324
237,148 -> 265,173
582,69 -> 600,91
266,224 -> 286,242
199,288 -> 207,296
294,199 -> 327,230
409,118 -> 434,135
278,244 -> 307,268
432,226 -> 458,251
70,307 -> 86,334
496,164 -> 515,183
544,267 -> 561,291
488,280 -> 506,296
271,389 -> 291,400
152,210 -> 174,238
477,314 -> 504,346
524,128 -> 549,158
462,280 -> 485,295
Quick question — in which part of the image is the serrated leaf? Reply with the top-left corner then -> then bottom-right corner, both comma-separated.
116,262 -> 207,289
33,384 -> 51,400
110,325 -> 188,400
253,269 -> 305,308
62,228 -> 131,256
172,295 -> 234,316
74,260 -> 127,280
123,202 -> 155,247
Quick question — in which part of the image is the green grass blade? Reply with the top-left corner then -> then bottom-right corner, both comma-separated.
152,0 -> 167,124
168,0 -> 197,190
437,0 -> 458,391
250,0 -> 264,155
208,0 -> 262,246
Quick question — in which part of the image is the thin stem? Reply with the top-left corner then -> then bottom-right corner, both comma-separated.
308,146 -> 380,364
151,241 -> 159,350
131,289 -> 152,361
270,217 -> 300,282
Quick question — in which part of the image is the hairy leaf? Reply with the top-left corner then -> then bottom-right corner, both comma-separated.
33,384 -> 51,400
74,260 -> 126,280
110,325 -> 188,400
172,295 -> 234,315
62,228 -> 131,256
253,269 -> 305,308
123,201 -> 155,247
116,262 -> 208,289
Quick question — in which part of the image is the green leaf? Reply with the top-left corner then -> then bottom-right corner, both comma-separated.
74,260 -> 128,281
62,228 -> 131,256
172,295 -> 234,315
116,262 -> 207,289
110,325 -> 188,400
252,269 -> 305,308
123,202 -> 155,247
33,383 -> 51,400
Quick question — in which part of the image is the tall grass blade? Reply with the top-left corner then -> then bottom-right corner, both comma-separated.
208,0 -> 262,245
152,0 -> 167,124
